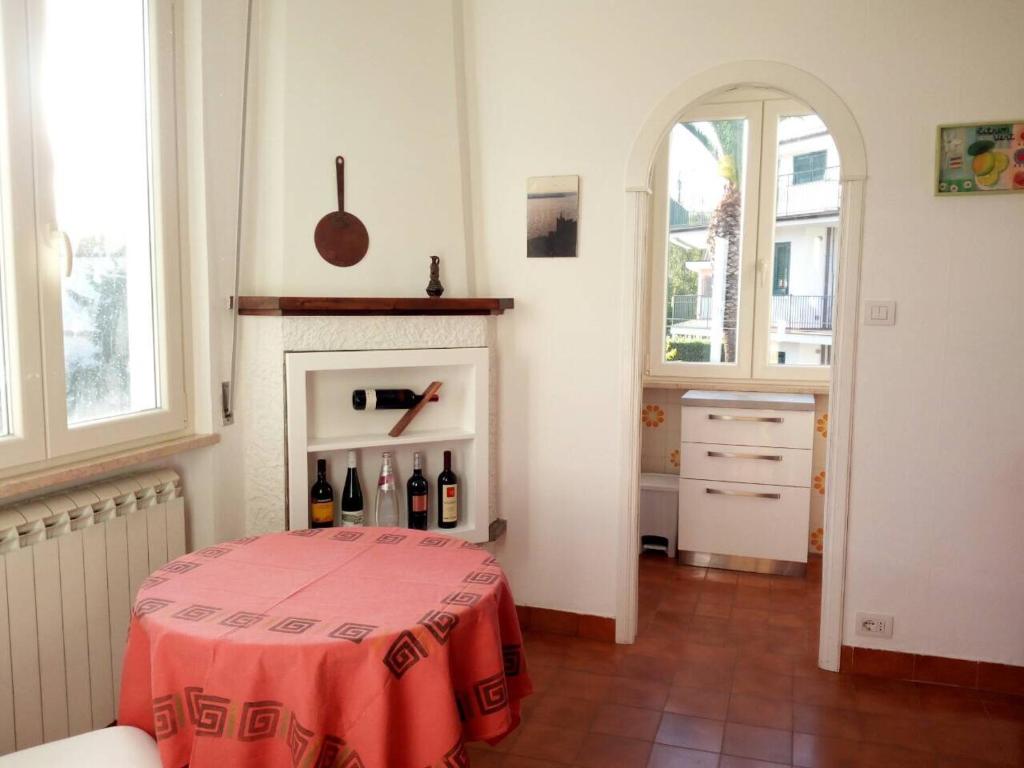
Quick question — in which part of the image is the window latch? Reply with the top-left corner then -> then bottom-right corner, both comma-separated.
53,228 -> 74,278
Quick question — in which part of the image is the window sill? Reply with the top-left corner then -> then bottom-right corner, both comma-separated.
0,433 -> 220,503
643,375 -> 829,396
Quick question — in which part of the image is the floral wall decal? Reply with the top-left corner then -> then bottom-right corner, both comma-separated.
807,395 -> 829,553
809,527 -> 824,552
641,404 -> 665,428
640,390 -> 680,473
813,469 -> 826,495
669,448 -> 680,468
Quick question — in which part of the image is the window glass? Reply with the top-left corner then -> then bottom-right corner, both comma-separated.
663,118 -> 747,364
792,150 -> 827,184
40,0 -> 159,424
768,114 -> 840,367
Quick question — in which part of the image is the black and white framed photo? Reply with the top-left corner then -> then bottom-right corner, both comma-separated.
526,175 -> 579,257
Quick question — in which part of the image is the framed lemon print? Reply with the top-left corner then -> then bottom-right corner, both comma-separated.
936,121 -> 1024,195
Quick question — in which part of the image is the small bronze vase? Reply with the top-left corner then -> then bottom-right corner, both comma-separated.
426,255 -> 444,297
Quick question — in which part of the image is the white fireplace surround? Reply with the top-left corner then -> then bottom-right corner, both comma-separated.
236,315 -> 497,535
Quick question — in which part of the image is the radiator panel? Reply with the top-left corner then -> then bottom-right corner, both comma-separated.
0,560 -> 14,755
82,522 -> 114,730
0,469 -> 185,753
6,548 -> 42,749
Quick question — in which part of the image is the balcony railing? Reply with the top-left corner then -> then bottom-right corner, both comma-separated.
667,293 -> 833,335
771,294 -> 833,331
671,294 -> 712,323
775,165 -> 840,219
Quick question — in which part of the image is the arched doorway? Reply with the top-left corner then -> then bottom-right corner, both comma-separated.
617,61 -> 867,671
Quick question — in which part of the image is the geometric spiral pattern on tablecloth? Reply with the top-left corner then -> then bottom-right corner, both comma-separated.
149,690 -> 365,764
473,672 -> 509,715
196,546 -> 230,558
418,536 -> 449,548
463,570 -> 498,585
442,590 -> 482,607
152,694 -> 178,740
287,712 -> 314,765
238,700 -> 282,741
134,598 -> 172,617
383,629 -> 429,678
328,622 -> 378,643
185,686 -> 231,737
160,560 -> 201,574
502,644 -> 522,677
173,604 -> 220,622
418,609 -> 459,645
331,530 -> 364,542
443,741 -> 470,768
221,610 -> 266,629
269,617 -> 319,634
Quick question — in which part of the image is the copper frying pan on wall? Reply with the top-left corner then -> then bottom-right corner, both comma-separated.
314,155 -> 369,267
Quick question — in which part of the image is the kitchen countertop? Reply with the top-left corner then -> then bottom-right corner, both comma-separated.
681,390 -> 816,411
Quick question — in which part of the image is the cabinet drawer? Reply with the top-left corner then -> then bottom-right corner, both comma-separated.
678,479 -> 809,563
681,406 -> 813,449
680,443 -> 812,487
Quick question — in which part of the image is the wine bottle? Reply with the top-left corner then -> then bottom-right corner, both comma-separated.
310,458 -> 335,528
352,388 -> 440,411
374,451 -> 400,527
437,450 -> 458,529
407,452 -> 429,530
340,451 -> 364,526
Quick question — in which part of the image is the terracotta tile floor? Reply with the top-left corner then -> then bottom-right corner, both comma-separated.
470,554 -> 1024,767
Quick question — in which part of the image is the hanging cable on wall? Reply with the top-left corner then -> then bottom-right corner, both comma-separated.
222,0 -> 255,425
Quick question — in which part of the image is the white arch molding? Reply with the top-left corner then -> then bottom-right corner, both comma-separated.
617,61 -> 867,671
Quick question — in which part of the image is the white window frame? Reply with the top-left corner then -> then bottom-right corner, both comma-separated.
0,0 -> 187,471
751,99 -> 831,383
647,93 -> 835,386
0,0 -> 46,469
646,101 -> 763,381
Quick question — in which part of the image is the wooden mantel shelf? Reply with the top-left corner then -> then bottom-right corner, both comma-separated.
237,296 -> 514,317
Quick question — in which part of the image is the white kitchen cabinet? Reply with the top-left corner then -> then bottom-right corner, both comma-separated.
677,391 -> 814,574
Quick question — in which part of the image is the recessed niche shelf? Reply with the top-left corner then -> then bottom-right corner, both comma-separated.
285,348 -> 490,542
306,429 -> 476,454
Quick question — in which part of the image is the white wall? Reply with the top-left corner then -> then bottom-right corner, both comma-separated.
464,0 -> 1024,664
187,0 -> 1024,666
242,0 -> 472,298
171,0 -> 254,547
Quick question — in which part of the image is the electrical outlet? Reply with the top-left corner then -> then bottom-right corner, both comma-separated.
855,612 -> 894,638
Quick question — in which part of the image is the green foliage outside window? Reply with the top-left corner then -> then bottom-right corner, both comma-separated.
62,237 -> 130,423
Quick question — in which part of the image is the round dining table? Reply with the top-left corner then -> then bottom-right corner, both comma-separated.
117,527 -> 531,768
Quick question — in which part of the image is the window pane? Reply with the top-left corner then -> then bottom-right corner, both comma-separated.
40,0 -> 158,424
768,114 -> 839,367
664,118 -> 747,364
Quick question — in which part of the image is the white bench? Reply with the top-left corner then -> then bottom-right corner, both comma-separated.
0,727 -> 160,767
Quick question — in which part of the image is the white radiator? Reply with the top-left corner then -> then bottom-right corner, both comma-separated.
0,469 -> 185,755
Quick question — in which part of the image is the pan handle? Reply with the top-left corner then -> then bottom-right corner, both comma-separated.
335,155 -> 345,213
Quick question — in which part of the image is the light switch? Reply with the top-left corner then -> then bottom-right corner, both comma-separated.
863,300 -> 896,326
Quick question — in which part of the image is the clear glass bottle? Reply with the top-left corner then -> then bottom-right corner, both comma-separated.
374,451 -> 400,527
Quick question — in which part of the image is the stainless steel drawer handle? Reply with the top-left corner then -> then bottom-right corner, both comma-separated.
705,487 -> 781,500
706,451 -> 783,462
707,414 -> 783,423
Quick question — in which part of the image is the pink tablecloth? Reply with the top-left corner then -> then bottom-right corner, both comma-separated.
118,528 -> 531,767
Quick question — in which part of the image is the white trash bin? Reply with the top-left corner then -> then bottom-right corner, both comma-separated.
639,472 -> 679,556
